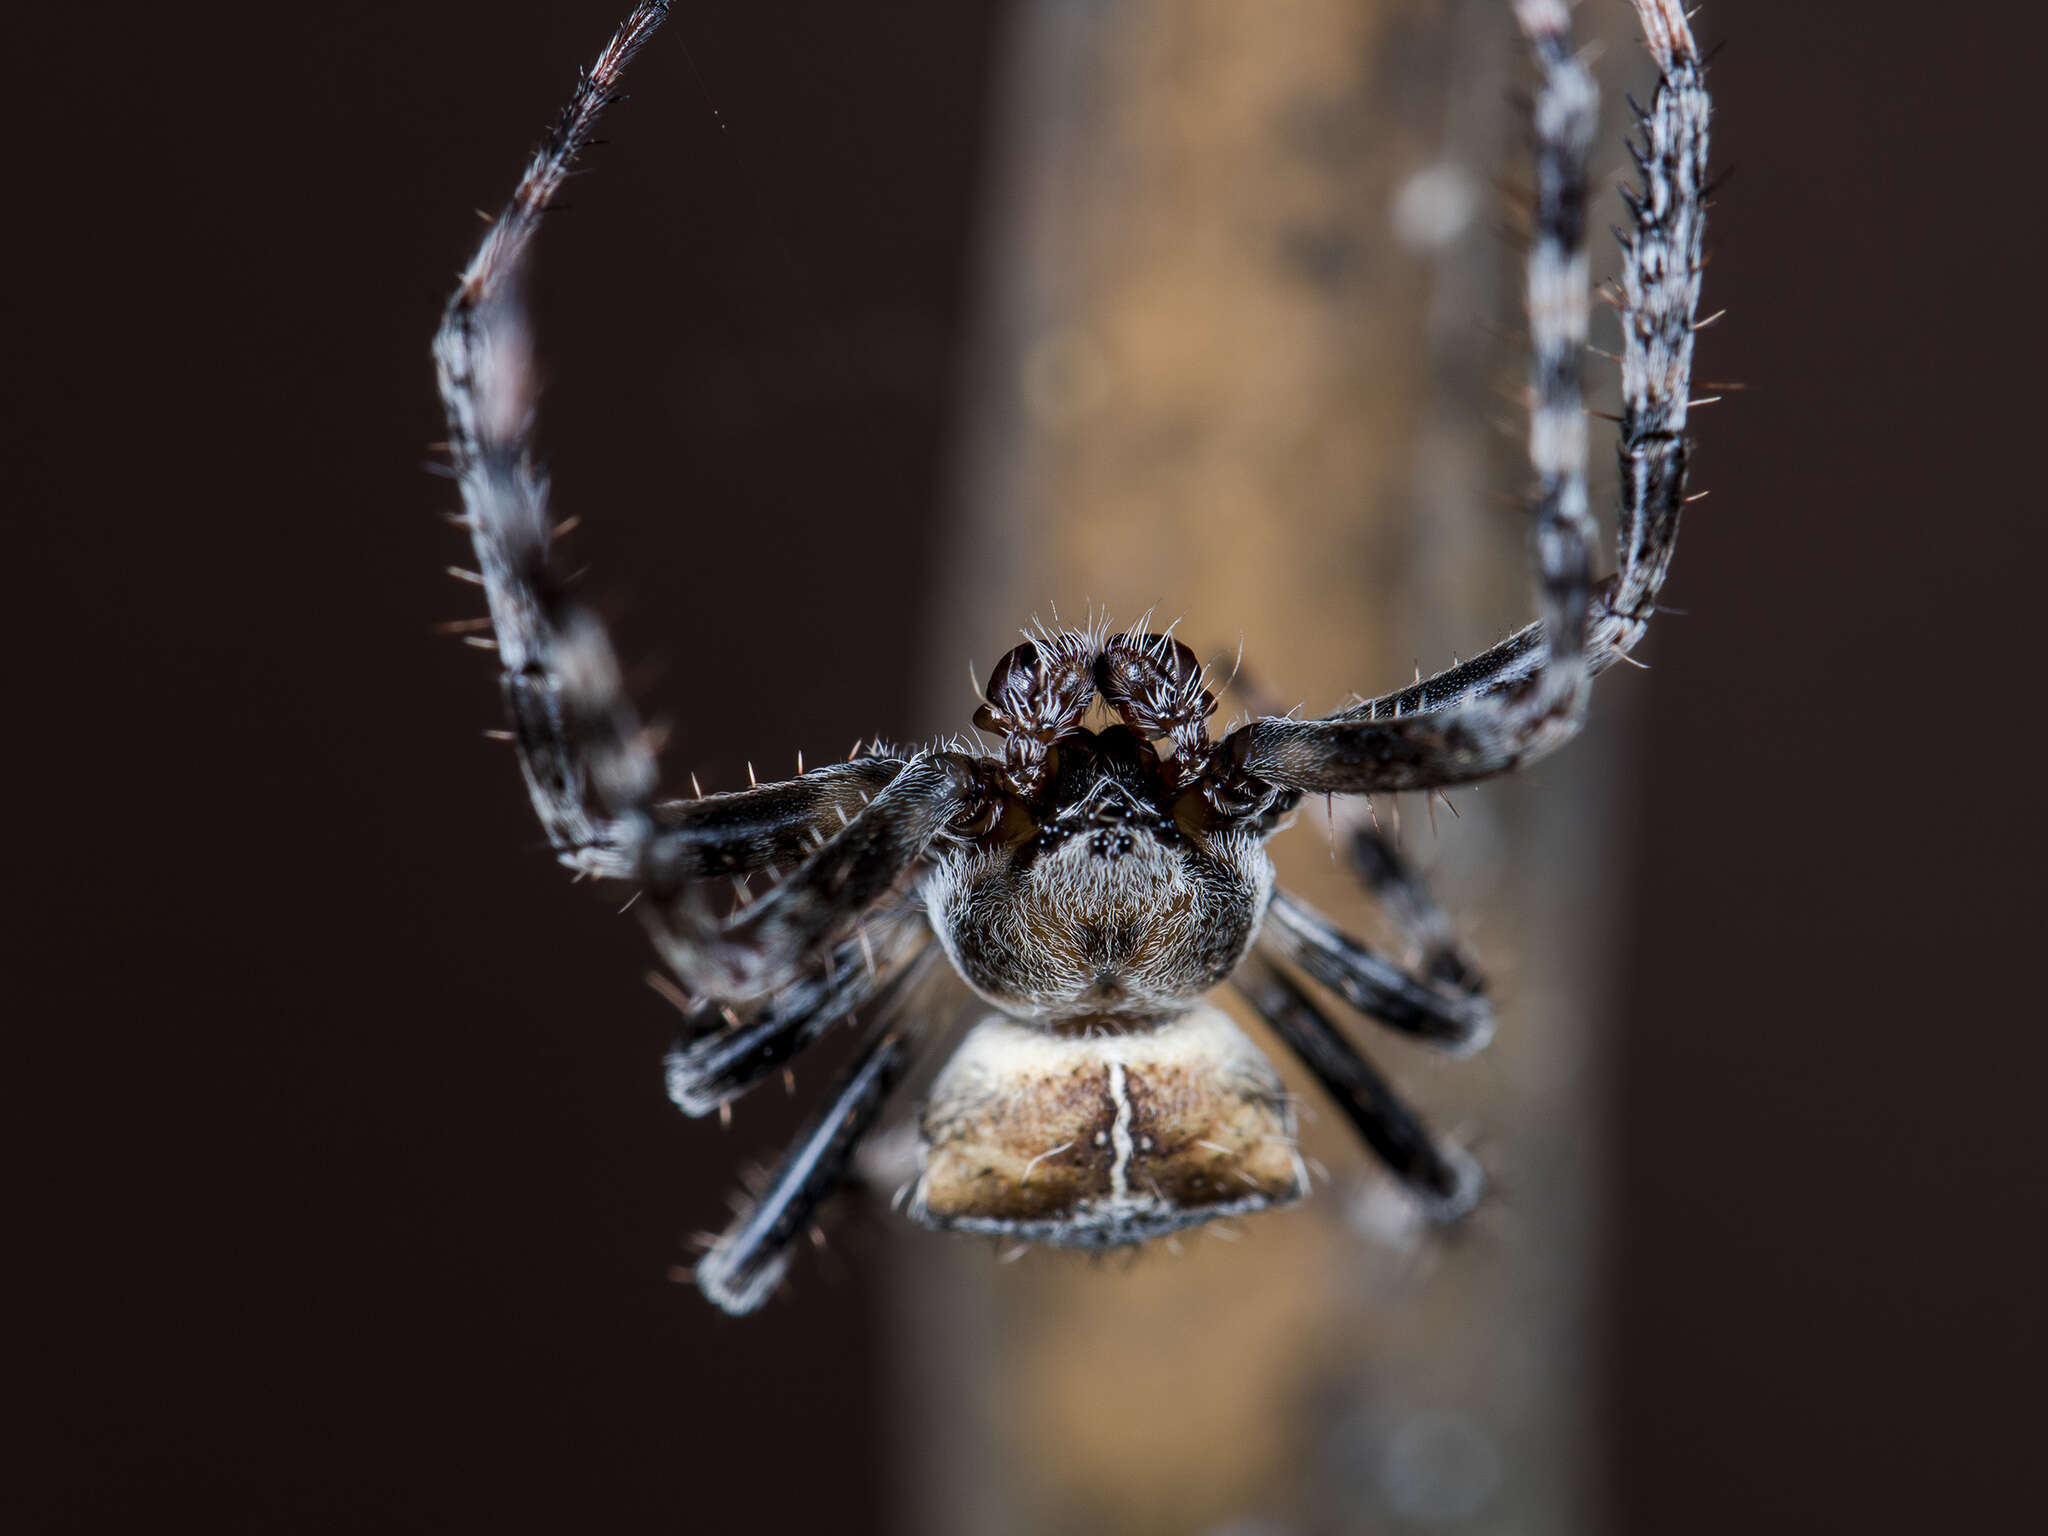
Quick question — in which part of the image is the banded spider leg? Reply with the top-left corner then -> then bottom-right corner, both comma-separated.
431,0 -> 982,1308
1224,0 -> 1707,795
1225,0 -> 1707,1215
1238,820 -> 1493,1219
433,0 -> 974,998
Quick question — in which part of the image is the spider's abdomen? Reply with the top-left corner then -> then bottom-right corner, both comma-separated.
907,1007 -> 1307,1247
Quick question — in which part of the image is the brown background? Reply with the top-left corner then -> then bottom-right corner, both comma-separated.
11,1 -> 2044,1531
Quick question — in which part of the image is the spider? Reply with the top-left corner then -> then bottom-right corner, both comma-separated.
433,0 -> 1710,1315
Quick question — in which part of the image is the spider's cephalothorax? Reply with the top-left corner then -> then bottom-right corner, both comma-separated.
933,628 -> 1288,1028
433,0 -> 1712,1313
915,628 -> 1306,1251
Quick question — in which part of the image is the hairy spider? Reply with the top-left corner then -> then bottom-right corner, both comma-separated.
433,0 -> 1710,1315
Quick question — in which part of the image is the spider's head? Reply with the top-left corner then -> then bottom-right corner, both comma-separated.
929,719 -> 1277,1025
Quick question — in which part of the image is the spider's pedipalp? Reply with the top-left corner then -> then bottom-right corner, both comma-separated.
973,633 -> 1096,800
1094,630 -> 1218,781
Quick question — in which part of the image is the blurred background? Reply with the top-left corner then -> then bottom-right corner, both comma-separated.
11,1 -> 2044,1532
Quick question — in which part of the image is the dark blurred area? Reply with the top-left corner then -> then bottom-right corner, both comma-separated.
12,2 -> 1002,1529
1606,6 -> 2048,1531
7,2 -> 2043,1532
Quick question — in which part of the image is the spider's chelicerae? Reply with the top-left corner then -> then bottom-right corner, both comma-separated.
433,0 -> 1710,1315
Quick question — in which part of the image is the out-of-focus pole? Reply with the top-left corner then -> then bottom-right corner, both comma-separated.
889,3 -> 1633,1531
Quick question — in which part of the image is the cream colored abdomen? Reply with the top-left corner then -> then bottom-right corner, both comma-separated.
909,1005 -> 1306,1247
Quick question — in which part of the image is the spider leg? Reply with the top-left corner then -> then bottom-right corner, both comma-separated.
1223,0 -> 1707,795
1233,955 -> 1481,1222
1258,888 -> 1493,1056
641,755 -> 976,1003
434,2 -> 672,881
647,757 -> 906,880
1347,825 -> 1486,999
692,1024 -> 911,1315
1608,0 -> 1710,641
434,3 -> 987,1015
666,931 -> 936,1116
